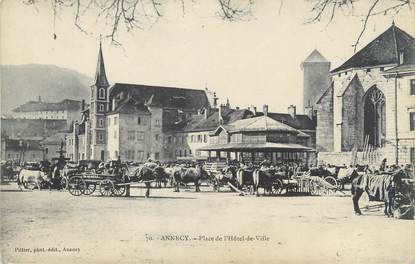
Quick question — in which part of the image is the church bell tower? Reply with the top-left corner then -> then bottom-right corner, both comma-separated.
90,40 -> 110,161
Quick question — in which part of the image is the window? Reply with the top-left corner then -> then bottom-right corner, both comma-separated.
179,150 -> 182,157
137,132 -> 144,141
168,136 -> 172,143
191,135 -> 195,143
137,151 -> 144,160
98,133 -> 104,142
155,134 -> 159,141
410,79 -> 415,95
128,131 -> 136,140
366,68 -> 371,73
45,148 -> 48,154
137,117 -> 141,125
99,119 -> 104,127
125,150 -> 135,160
99,104 -> 104,112
155,152 -> 160,160
173,137 -> 177,144
99,88 -> 105,99
155,120 -> 160,127
204,135 -> 207,143
410,112 -> 415,131
184,149 -> 187,157
380,67 -> 384,72
114,116 -> 118,125
32,154 -> 36,158
189,149 -> 192,155
197,135 -> 202,142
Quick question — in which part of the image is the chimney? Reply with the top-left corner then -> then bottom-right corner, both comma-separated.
263,104 -> 268,116
219,105 -> 225,125
288,105 -> 296,119
250,105 -> 257,115
304,105 -> 314,119
213,92 -> 218,109
204,107 -> 210,119
81,100 -> 85,111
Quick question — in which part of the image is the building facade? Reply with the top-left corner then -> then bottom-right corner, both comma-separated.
12,97 -> 83,128
316,23 -> 415,165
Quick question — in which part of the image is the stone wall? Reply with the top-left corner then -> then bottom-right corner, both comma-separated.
316,85 -> 334,152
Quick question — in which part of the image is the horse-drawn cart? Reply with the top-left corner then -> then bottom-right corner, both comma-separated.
67,172 -> 128,197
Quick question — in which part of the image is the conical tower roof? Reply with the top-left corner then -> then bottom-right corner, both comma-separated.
94,41 -> 109,87
303,49 -> 329,63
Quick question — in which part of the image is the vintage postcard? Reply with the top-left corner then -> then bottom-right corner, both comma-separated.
0,0 -> 414,263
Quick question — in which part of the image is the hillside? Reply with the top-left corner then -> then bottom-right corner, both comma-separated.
0,64 -> 92,115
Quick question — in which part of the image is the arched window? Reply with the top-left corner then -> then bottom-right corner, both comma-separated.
363,86 -> 386,147
98,88 -> 105,99
99,104 -> 104,112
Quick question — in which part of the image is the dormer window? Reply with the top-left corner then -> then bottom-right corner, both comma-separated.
399,51 -> 404,65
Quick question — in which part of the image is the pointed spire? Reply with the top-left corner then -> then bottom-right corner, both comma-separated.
94,37 -> 109,87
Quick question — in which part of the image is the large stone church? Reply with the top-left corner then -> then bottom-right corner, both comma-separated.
315,23 -> 415,165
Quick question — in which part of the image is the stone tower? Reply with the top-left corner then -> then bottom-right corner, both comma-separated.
90,41 -> 110,161
301,49 -> 331,114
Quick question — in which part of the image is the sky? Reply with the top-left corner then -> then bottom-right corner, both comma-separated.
1,0 -> 414,113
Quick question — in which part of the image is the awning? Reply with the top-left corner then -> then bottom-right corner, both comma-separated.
197,142 -> 314,152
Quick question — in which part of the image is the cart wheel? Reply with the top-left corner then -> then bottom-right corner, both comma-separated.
68,177 -> 86,196
324,176 -> 338,189
99,179 -> 114,196
272,179 -> 283,195
113,183 -> 126,196
83,182 -> 96,195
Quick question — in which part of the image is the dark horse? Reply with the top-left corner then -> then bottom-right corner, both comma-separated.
252,169 -> 281,196
130,166 -> 156,198
173,164 -> 210,192
350,169 -> 408,216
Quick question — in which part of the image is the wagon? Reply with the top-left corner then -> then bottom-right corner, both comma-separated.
67,172 -> 129,197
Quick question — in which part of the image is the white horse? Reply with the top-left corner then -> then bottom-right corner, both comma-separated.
18,169 -> 50,191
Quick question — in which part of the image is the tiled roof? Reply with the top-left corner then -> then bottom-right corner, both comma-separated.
199,142 -> 313,151
224,115 -> 299,133
109,83 -> 210,110
107,97 -> 151,115
331,24 -> 415,73
172,108 -> 253,132
13,99 -> 82,112
1,118 -> 68,139
256,112 -> 315,131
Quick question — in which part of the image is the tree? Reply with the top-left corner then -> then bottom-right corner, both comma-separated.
23,0 -> 414,50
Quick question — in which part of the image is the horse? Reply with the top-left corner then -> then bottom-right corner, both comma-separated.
128,165 -> 156,198
173,164 -> 210,192
236,168 -> 254,194
153,166 -> 169,188
17,169 -> 51,190
349,169 -> 409,216
252,168 -> 280,196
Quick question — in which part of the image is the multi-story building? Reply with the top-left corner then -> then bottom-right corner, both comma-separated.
12,97 -> 83,128
66,42 -> 212,162
316,23 -> 415,165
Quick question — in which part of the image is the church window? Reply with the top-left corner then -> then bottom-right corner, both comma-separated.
410,79 -> 415,95
410,112 -> 415,131
363,86 -> 385,147
99,88 -> 105,99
